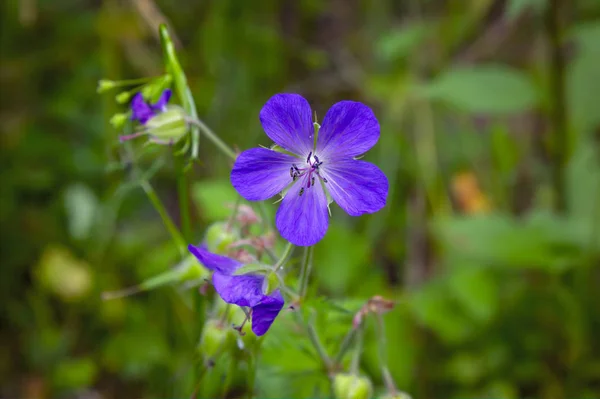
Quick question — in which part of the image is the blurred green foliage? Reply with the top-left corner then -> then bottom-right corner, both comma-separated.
1,0 -> 600,398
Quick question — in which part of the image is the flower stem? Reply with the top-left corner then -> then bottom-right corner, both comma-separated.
175,158 -> 192,242
186,117 -> 237,161
375,313 -> 398,394
304,312 -> 333,371
273,242 -> 294,272
334,327 -> 357,366
226,195 -> 243,230
299,246 -> 314,298
350,323 -> 365,376
140,180 -> 186,255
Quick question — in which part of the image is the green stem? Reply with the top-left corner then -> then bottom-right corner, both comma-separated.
334,327 -> 357,366
304,312 -> 333,370
299,246 -> 314,298
375,314 -> 397,394
159,24 -> 201,159
140,180 -> 186,255
350,324 -> 364,376
545,0 -> 569,212
187,117 -> 236,160
227,195 -> 243,230
176,158 -> 192,242
273,242 -> 294,272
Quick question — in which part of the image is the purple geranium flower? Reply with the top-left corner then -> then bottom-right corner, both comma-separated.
188,244 -> 284,336
231,94 -> 388,246
131,89 -> 172,124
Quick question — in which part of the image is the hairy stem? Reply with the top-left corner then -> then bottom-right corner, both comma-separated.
140,180 -> 186,255
186,117 -> 237,160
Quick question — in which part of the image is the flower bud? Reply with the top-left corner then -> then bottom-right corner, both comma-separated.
115,91 -> 132,104
97,79 -> 117,93
109,113 -> 129,130
333,373 -> 373,399
205,222 -> 239,254
145,106 -> 188,141
198,320 -> 234,360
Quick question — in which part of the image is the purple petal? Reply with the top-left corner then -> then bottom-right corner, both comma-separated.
322,160 -> 388,216
275,175 -> 329,246
187,244 -> 241,275
231,148 -> 299,201
152,89 -> 172,112
316,101 -> 380,159
260,93 -> 314,156
130,93 -> 154,124
212,273 -> 265,307
251,289 -> 284,336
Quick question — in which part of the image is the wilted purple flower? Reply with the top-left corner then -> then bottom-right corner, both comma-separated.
131,89 -> 172,124
231,94 -> 388,246
188,244 -> 284,336
120,89 -> 187,144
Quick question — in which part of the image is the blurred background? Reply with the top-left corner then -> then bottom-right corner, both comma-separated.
1,0 -> 600,398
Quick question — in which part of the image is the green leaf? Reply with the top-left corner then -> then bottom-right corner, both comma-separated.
421,65 -> 538,114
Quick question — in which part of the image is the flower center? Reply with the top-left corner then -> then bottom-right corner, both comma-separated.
289,151 -> 328,196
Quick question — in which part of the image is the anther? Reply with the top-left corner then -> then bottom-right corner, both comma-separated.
307,152 -> 312,164
323,177 -> 328,183
299,188 -> 305,196
314,155 -> 320,163
290,167 -> 294,178
311,176 -> 315,186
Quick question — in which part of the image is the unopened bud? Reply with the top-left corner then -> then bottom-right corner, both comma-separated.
205,222 -> 239,254
109,113 -> 129,130
145,106 -> 188,141
333,374 -> 373,399
97,79 -> 117,93
115,91 -> 132,104
198,320 -> 234,360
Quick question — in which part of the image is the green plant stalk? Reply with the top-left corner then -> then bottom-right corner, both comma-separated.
375,314 -> 398,394
140,180 -> 187,255
273,241 -> 294,272
350,323 -> 365,376
186,117 -> 236,160
334,327 -> 357,366
545,0 -> 569,212
159,24 -> 200,160
304,312 -> 333,371
299,246 -> 314,298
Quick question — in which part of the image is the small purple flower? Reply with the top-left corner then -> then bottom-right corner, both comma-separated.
188,244 -> 284,336
131,89 -> 172,124
231,94 -> 388,246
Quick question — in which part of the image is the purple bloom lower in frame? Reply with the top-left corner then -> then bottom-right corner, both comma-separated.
230,94 -> 389,246
131,89 -> 172,125
188,244 -> 284,336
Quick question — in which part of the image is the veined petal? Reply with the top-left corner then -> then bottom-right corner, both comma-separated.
317,101 -> 379,159
212,273 -> 264,307
260,93 -> 314,156
322,160 -> 388,216
152,89 -> 172,112
251,290 -> 284,336
231,148 -> 299,201
188,244 -> 241,275
275,176 -> 329,246
131,93 -> 154,124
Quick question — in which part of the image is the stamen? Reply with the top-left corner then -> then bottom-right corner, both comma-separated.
307,151 -> 312,164
290,167 -> 294,178
311,176 -> 315,186
314,155 -> 320,163
299,188 -> 305,196
323,177 -> 328,183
